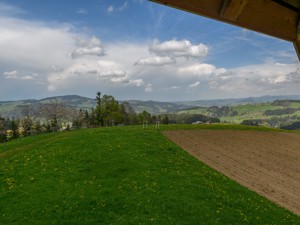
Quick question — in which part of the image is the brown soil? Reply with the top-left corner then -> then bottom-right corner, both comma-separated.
163,130 -> 300,216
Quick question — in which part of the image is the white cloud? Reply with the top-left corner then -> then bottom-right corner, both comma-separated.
110,76 -> 129,83
129,79 -> 144,87
178,64 -> 226,78
21,75 -> 35,80
46,54 -> 150,93
207,63 -> 300,97
145,83 -> 153,92
107,2 -> 128,13
71,36 -> 105,58
189,81 -> 200,88
47,59 -> 125,90
134,56 -> 175,66
150,39 -> 208,58
3,70 -> 36,80
134,39 -> 209,69
282,69 -> 300,83
3,70 -> 18,78
0,17 -> 74,72
99,70 -> 126,78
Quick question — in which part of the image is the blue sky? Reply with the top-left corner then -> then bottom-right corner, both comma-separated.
0,0 -> 300,101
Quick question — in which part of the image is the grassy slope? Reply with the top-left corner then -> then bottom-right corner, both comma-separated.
0,125 -> 299,224
221,103 -> 281,123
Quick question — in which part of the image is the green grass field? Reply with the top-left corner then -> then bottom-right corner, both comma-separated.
178,102 -> 300,124
1,125 -> 299,224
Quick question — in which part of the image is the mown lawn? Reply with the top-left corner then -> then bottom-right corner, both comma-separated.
0,125 -> 299,224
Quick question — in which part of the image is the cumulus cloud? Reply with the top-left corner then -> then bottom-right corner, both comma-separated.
99,70 -> 126,78
3,70 -> 36,80
207,63 -> 300,97
134,56 -> 175,66
178,64 -> 226,78
3,70 -> 18,78
262,69 -> 300,85
128,79 -> 144,87
71,36 -> 105,58
0,8 -> 80,99
150,39 -> 208,58
46,55 -> 152,93
47,59 -> 125,89
43,39 -> 157,96
135,39 -> 209,67
285,69 -> 300,83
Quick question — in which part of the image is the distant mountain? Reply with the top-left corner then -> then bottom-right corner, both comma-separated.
2,94 -> 300,118
0,96 -> 192,117
126,100 -> 189,114
0,95 -> 96,118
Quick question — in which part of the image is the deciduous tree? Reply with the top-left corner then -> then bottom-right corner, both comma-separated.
94,92 -> 123,126
37,100 -> 71,131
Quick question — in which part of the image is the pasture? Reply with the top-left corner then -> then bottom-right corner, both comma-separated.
1,125 -> 299,224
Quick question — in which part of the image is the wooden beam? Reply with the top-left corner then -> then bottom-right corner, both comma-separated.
294,17 -> 300,60
150,0 -> 297,42
220,0 -> 250,21
293,40 -> 300,60
297,18 -> 300,41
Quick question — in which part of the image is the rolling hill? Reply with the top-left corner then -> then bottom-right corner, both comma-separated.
0,95 -> 189,118
2,94 -> 300,118
1,125 -> 299,224
0,95 -> 96,118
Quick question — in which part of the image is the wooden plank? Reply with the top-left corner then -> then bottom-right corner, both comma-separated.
150,0 -> 223,21
220,0 -> 250,21
150,0 -> 297,42
281,0 -> 300,9
293,41 -> 300,60
237,0 -> 297,41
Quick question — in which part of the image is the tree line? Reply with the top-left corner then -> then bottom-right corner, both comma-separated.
0,91 -> 221,143
0,92 -> 170,142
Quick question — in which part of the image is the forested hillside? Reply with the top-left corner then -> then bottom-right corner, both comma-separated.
2,95 -> 300,132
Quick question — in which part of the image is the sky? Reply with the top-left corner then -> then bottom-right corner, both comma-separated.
1,0 -> 300,101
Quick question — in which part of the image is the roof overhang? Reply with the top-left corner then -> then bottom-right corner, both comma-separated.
150,0 -> 300,60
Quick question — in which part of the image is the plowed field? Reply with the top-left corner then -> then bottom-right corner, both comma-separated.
163,130 -> 300,216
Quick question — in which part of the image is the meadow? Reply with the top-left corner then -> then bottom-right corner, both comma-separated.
178,101 -> 300,125
1,125 -> 299,224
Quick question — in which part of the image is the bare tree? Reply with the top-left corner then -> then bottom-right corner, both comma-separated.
68,108 -> 86,128
0,116 -> 5,130
19,105 -> 35,135
37,100 -> 71,131
0,116 -> 7,143
20,104 -> 36,119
